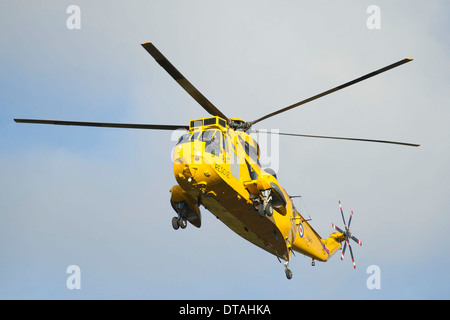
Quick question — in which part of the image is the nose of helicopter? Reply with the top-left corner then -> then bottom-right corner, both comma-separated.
173,143 -> 220,188
173,156 -> 195,182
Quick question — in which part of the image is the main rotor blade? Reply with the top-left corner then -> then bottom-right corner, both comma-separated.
249,58 -> 413,126
141,42 -> 229,121
251,130 -> 420,147
14,119 -> 189,130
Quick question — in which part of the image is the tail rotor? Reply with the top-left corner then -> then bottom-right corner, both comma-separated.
332,201 -> 363,269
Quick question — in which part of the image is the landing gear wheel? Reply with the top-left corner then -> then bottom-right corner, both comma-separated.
258,203 -> 265,218
252,199 -> 261,211
285,268 -> 293,280
284,261 -> 293,280
172,217 -> 179,230
258,201 -> 273,218
265,203 -> 273,217
179,218 -> 187,229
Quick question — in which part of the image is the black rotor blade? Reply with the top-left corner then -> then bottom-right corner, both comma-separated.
141,42 -> 229,121
251,130 -> 420,147
249,58 -> 413,126
14,119 -> 188,131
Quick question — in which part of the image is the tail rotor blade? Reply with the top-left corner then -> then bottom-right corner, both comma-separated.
348,210 -> 354,229
351,235 -> 362,246
348,242 -> 356,269
332,223 -> 344,234
339,201 -> 347,228
348,243 -> 356,269
341,240 -> 347,261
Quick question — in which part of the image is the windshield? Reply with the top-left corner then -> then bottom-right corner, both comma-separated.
199,130 -> 215,142
176,130 -> 223,157
176,132 -> 191,145
201,130 -> 221,157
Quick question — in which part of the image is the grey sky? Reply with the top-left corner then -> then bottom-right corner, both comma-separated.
1,1 -> 449,299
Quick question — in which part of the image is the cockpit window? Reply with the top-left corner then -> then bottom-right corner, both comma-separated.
190,131 -> 200,141
176,132 -> 192,145
176,129 -> 223,157
201,130 -> 221,157
199,130 -> 215,142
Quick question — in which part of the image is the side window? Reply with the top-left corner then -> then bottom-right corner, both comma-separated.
222,133 -> 228,154
227,133 -> 240,179
228,133 -> 239,167
246,160 -> 258,180
238,136 -> 260,166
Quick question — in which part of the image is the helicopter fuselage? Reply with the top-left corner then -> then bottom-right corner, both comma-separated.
169,116 -> 343,263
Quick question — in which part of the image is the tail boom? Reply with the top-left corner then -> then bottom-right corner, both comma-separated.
321,232 -> 346,260
291,219 -> 345,262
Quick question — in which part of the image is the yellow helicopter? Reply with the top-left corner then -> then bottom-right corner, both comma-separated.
15,42 -> 419,279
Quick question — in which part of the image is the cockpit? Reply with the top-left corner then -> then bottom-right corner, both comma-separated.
176,129 -> 223,157
175,116 -> 261,171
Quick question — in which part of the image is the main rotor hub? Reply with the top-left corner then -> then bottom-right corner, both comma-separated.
229,118 -> 251,131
